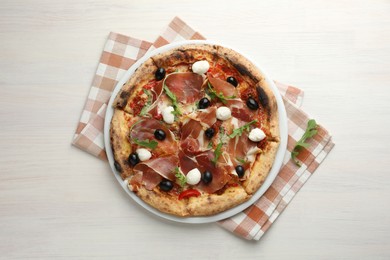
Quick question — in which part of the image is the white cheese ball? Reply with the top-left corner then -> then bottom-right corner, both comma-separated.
192,60 -> 210,75
216,106 -> 232,121
136,148 -> 152,161
186,168 -> 201,185
162,106 -> 175,124
248,128 -> 266,142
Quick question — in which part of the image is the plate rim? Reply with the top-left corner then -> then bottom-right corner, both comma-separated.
103,40 -> 288,224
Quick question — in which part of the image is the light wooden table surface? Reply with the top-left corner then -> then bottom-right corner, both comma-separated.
1,0 -> 389,259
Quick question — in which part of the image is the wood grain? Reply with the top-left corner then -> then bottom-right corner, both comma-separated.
1,0 -> 390,259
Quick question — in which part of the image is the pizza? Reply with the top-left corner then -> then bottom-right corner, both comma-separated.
110,43 -> 280,217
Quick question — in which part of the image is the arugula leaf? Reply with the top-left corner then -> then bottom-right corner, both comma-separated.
207,141 -> 213,149
207,82 -> 236,104
163,83 -> 182,116
139,89 -> 153,116
291,119 -> 318,166
133,138 -> 158,150
236,157 -> 247,164
212,141 -> 223,165
228,120 -> 257,138
175,167 -> 186,187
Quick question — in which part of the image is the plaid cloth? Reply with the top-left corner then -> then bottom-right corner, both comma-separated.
72,16 -> 334,240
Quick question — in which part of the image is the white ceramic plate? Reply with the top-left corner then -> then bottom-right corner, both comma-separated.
104,40 -> 287,224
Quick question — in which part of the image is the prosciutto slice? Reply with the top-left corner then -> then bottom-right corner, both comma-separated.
227,99 -> 256,122
207,74 -> 237,97
178,143 -> 231,194
227,128 -> 260,167
164,72 -> 203,103
130,118 -> 178,156
193,106 -> 217,127
133,156 -> 179,190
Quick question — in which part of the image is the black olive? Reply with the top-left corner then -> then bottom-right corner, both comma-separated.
114,161 -> 122,172
159,179 -> 173,191
198,97 -> 211,109
154,129 -> 166,141
246,97 -> 259,110
205,128 -> 215,139
155,68 -> 166,81
128,153 -> 140,166
235,165 -> 245,178
202,171 -> 213,184
226,76 -> 238,87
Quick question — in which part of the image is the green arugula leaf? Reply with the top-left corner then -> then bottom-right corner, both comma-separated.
207,82 -> 236,104
133,138 -> 158,150
228,120 -> 257,138
139,89 -> 153,116
175,167 -> 186,187
291,119 -> 318,166
236,157 -> 247,164
212,141 -> 223,165
207,141 -> 213,149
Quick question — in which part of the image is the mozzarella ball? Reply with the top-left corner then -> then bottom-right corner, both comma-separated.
186,168 -> 201,185
248,128 -> 266,142
136,148 -> 152,161
162,106 -> 175,124
192,60 -> 210,75
216,106 -> 232,121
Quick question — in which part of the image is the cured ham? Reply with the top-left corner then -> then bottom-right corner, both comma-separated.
227,99 -> 256,122
227,127 -> 260,167
193,151 -> 232,194
192,106 -> 217,127
133,156 -> 179,190
164,72 -> 203,103
207,73 -> 237,97
178,146 -> 231,194
130,118 -> 178,156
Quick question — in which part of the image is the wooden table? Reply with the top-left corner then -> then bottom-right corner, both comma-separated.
1,1 -> 389,259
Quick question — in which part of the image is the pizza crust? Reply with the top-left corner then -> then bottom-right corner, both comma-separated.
151,44 -> 220,69
187,186 -> 251,216
242,141 -> 280,194
113,58 -> 158,113
133,186 -> 190,217
110,109 -> 136,179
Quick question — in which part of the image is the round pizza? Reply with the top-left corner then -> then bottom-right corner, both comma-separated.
110,43 -> 280,217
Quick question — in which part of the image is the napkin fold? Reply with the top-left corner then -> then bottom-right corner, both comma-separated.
72,16 -> 334,240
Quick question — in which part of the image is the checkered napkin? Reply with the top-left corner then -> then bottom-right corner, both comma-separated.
72,17 -> 334,240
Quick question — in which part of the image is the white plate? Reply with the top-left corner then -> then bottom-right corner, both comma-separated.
104,40 -> 288,224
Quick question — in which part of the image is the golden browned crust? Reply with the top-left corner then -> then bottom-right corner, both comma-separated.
113,58 -> 157,113
187,186 -> 251,216
216,45 -> 263,85
151,44 -> 220,68
257,80 -> 280,141
110,109 -> 136,179
133,186 -> 190,217
243,142 -> 280,194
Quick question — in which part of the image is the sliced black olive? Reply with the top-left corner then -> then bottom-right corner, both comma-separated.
202,171 -> 213,184
154,129 -> 166,141
128,153 -> 140,166
198,97 -> 211,109
114,161 -> 122,172
205,128 -> 215,139
155,68 -> 166,81
235,165 -> 245,178
159,179 -> 173,191
246,97 -> 259,110
226,76 -> 238,87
